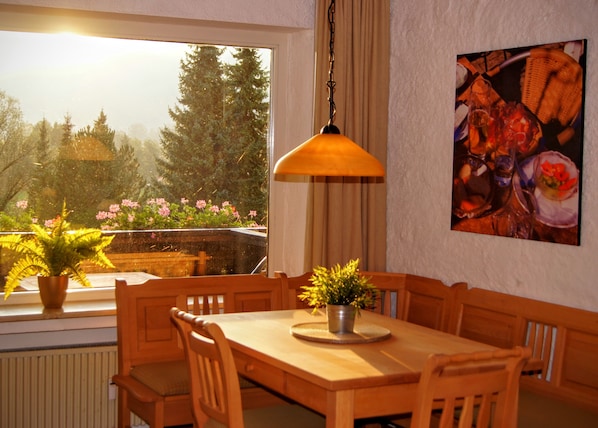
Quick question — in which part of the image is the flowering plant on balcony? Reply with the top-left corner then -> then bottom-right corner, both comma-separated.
0,200 -> 37,232
96,198 -> 261,231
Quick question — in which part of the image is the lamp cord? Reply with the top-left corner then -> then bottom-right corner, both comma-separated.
326,0 -> 337,127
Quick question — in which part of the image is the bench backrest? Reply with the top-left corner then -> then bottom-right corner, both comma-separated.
115,274 -> 284,374
279,270 -> 458,331
449,285 -> 598,413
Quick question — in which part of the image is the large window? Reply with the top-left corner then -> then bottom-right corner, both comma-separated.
0,30 -> 270,278
0,5 -> 315,284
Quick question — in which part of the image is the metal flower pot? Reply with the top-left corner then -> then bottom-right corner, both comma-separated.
326,304 -> 356,334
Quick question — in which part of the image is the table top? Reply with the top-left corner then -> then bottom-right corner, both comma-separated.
200,309 -> 497,391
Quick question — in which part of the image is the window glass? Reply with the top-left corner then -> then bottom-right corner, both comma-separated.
0,30 -> 270,281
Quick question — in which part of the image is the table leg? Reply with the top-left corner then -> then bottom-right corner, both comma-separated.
326,389 -> 354,428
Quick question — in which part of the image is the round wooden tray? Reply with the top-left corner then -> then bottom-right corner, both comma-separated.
290,322 -> 391,344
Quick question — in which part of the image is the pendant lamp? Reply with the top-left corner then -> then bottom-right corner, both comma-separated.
273,0 -> 385,177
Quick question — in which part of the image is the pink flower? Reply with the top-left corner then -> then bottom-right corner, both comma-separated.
16,200 -> 28,210
96,211 -> 109,220
222,201 -> 230,207
44,219 -> 54,228
196,200 -> 207,209
181,198 -> 189,205
158,206 -> 170,217
109,204 -> 120,213
156,198 -> 166,205
249,210 -> 257,218
210,205 -> 220,213
121,199 -> 140,208
127,214 -> 135,223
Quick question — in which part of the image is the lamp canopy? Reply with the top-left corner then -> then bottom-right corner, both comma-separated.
273,0 -> 385,178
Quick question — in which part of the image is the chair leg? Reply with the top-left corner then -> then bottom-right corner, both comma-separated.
117,391 -> 131,428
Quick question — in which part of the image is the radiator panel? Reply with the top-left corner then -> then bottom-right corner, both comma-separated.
0,345 -> 145,428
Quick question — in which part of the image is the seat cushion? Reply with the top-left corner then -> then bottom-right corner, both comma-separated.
518,389 -> 598,428
130,360 -> 258,396
130,360 -> 189,396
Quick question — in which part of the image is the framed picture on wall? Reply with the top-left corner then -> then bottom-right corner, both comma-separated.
451,39 -> 586,246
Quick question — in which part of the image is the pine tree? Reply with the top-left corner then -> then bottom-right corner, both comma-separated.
54,111 -> 144,225
156,45 -> 270,222
156,45 -> 225,201
224,48 -> 269,220
28,118 -> 58,220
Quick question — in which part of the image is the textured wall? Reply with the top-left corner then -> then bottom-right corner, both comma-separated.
387,0 -> 598,311
0,0 -> 315,28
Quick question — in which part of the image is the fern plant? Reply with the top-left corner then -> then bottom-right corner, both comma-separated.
0,203 -> 115,299
299,259 -> 377,314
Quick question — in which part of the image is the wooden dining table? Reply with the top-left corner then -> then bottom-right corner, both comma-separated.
199,308 -> 499,428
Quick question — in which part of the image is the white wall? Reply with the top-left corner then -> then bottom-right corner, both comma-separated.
387,0 -> 598,311
0,0 -> 315,28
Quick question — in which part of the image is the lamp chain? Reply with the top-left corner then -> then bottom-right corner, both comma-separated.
326,0 -> 337,126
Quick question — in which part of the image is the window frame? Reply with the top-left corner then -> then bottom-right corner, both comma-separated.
0,4 -> 314,282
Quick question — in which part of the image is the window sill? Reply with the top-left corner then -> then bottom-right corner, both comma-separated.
0,272 -> 155,351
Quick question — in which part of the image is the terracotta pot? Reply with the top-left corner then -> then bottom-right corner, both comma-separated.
37,275 -> 69,309
326,304 -> 356,334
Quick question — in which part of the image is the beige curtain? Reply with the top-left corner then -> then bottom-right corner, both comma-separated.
305,0 -> 389,271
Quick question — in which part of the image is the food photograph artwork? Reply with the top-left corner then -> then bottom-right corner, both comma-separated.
451,40 -> 586,246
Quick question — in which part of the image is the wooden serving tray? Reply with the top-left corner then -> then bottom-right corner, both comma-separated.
290,322 -> 391,344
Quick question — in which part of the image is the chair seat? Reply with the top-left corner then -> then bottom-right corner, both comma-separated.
205,404 -> 325,428
129,359 -> 259,398
518,389 -> 598,428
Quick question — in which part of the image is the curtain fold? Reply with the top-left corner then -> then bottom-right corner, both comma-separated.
305,0 -> 389,271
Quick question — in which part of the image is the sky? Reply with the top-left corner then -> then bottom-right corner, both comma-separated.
0,30 -> 193,140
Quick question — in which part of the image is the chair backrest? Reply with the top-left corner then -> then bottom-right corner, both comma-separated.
410,346 -> 531,428
171,308 -> 245,428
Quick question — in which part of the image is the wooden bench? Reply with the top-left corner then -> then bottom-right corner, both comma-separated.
279,270 -> 598,423
82,250 -> 211,277
448,285 -> 598,418
112,274 -> 285,428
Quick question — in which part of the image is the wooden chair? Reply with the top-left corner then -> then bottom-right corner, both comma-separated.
170,308 -> 325,428
409,346 -> 531,428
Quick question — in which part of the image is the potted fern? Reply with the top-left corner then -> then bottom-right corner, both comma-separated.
299,259 -> 377,333
0,203 -> 115,309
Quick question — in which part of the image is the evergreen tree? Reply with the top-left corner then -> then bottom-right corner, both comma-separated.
28,118 -> 58,220
111,141 -> 147,202
156,45 -> 270,222
54,111 -> 145,225
156,45 -> 224,201
224,48 -> 269,220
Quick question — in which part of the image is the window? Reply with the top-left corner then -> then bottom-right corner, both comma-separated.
1,30 -> 270,278
0,5 -> 314,285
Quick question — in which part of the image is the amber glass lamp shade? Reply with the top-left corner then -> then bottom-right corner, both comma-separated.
273,125 -> 384,177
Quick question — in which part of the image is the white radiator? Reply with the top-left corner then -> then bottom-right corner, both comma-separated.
0,345 -> 145,428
